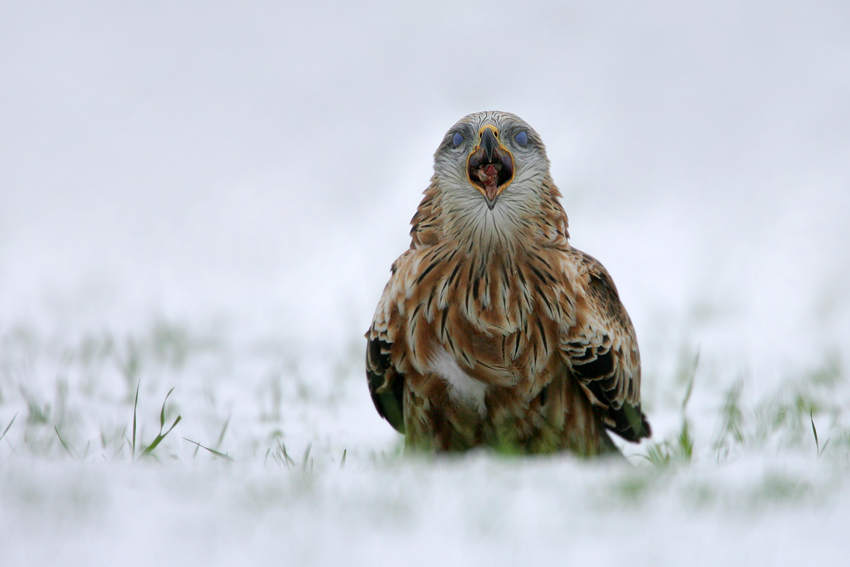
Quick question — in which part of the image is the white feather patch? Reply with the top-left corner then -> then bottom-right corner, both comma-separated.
429,347 -> 487,417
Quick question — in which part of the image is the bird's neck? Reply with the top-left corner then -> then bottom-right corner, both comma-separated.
410,178 -> 570,255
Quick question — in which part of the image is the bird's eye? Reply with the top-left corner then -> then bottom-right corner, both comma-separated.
515,131 -> 528,147
452,132 -> 464,147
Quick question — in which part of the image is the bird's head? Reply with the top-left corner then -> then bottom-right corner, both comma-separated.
433,111 -> 551,213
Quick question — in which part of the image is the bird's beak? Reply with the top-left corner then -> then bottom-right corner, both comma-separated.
467,125 -> 515,209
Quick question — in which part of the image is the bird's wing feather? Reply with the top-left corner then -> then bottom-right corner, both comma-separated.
366,334 -> 405,433
560,250 -> 651,442
366,259 -> 407,433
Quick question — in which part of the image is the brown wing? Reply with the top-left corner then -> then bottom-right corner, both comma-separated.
365,260 -> 406,434
561,251 -> 651,442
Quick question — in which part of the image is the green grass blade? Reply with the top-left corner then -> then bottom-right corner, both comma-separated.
140,415 -> 181,457
132,381 -> 140,459
340,448 -> 347,470
678,420 -> 693,462
215,416 -> 231,449
682,350 -> 700,412
111,439 -> 127,460
160,387 -> 175,430
810,410 -> 820,454
0,412 -> 18,442
54,425 -> 77,458
279,441 -> 295,468
302,443 -> 312,471
140,436 -> 164,457
183,437 -> 235,461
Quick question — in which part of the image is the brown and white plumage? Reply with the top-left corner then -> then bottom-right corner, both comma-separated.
366,111 -> 650,456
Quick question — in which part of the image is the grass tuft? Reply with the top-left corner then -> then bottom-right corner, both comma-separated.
640,351 -> 699,468
2,320 -> 847,516
139,388 -> 182,459
714,378 -> 745,461
277,441 -> 296,469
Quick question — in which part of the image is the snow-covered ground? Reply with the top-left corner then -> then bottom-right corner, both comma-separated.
1,1 -> 849,565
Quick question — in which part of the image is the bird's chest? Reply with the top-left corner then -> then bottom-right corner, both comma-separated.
394,246 -> 568,410
418,322 -> 563,427
405,299 -> 558,416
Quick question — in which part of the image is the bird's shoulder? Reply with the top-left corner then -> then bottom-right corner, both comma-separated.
558,248 -> 650,441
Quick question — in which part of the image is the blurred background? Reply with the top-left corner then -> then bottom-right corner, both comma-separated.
1,0 -> 849,403
2,3 -> 850,564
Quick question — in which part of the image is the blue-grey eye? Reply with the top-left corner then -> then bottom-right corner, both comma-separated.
452,132 -> 464,147
515,131 -> 528,146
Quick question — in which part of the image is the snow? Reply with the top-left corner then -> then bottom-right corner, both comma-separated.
1,1 -> 849,565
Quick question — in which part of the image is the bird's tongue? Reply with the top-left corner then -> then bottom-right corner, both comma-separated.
478,163 -> 500,201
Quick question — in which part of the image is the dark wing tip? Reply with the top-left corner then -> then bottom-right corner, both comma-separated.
366,336 -> 405,434
617,402 -> 652,442
575,350 -> 651,443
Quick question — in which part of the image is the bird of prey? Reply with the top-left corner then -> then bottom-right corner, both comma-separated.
366,111 -> 650,456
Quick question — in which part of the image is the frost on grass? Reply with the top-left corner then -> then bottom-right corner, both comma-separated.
1,322 -> 848,474
614,350 -> 850,510
0,321 -> 849,566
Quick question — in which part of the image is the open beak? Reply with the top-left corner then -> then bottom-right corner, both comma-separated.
467,125 -> 515,209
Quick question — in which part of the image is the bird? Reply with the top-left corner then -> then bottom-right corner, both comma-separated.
366,111 -> 650,456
